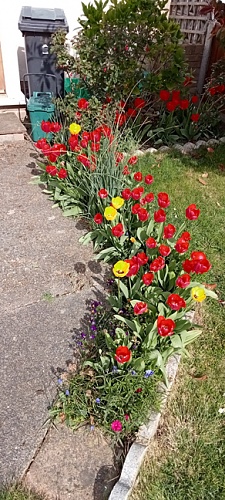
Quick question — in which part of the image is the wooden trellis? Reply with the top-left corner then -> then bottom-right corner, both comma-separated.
169,1 -> 211,44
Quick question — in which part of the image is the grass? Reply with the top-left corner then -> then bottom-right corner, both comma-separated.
130,146 -> 225,500
0,485 -> 44,500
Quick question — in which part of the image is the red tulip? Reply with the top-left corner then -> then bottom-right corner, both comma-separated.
111,223 -> 124,237
159,90 -> 170,101
98,188 -> 108,199
179,99 -> 189,110
46,165 -> 57,176
158,192 -> 170,208
186,204 -> 200,220
94,213 -> 103,224
134,97 -> 146,109
150,256 -> 165,272
115,346 -> 131,363
167,293 -> 186,310
121,188 -> 132,200
146,237 -> 157,249
128,156 -> 138,165
154,209 -> 166,223
163,224 -> 176,239
138,208 -> 149,222
191,113 -> 200,122
142,272 -> 154,285
132,203 -> 141,215
137,252 -> 148,266
175,238 -> 189,254
192,258 -> 211,274
157,316 -> 175,337
134,171 -> 143,182
159,244 -> 171,257
176,274 -> 191,288
145,174 -> 154,185
133,301 -> 148,315
131,187 -> 144,200
91,142 -> 100,152
125,257 -> 140,277
58,168 -> 67,179
145,192 -> 154,203
78,98 -> 89,110
182,259 -> 194,273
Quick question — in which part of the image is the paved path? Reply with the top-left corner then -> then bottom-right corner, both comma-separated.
0,141 -> 115,498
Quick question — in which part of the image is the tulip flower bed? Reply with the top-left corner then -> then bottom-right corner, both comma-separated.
37,119 -> 218,444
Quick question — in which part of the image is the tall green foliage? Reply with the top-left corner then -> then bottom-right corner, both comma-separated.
51,0 -> 185,101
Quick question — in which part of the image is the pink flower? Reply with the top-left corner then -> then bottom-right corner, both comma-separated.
111,420 -> 123,432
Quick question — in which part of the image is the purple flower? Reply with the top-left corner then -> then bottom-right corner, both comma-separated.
95,398 -> 101,404
144,370 -> 154,378
131,370 -> 137,376
112,366 -> 118,373
90,425 -> 95,431
90,334 -> 96,339
57,378 -> 63,385
91,325 -> 97,331
65,389 -> 70,396
81,332 -> 86,339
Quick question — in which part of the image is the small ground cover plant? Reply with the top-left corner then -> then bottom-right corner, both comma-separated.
36,119 -> 218,443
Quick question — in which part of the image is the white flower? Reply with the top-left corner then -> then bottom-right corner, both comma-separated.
223,393 -> 225,397
218,408 -> 225,414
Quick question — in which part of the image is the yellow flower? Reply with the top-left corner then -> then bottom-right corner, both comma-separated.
104,206 -> 117,221
113,260 -> 130,278
191,286 -> 206,302
130,237 -> 136,243
111,197 -> 124,209
69,123 -> 81,135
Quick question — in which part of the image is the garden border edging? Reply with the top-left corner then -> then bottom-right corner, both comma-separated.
109,311 -> 195,500
132,136 -> 225,158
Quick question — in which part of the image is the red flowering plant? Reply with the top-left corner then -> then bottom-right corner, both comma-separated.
80,176 -> 217,379
143,83 -> 225,145
33,120 -> 140,217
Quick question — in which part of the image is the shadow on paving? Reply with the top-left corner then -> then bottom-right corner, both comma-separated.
0,141 -> 119,498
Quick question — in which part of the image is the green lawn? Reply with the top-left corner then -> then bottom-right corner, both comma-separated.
0,485 -> 44,500
131,146 -> 225,500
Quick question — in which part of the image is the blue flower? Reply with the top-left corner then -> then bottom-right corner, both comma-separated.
57,378 -> 63,385
144,370 -> 154,378
90,425 -> 95,431
131,370 -> 137,376
95,398 -> 101,404
65,389 -> 70,396
112,366 -> 118,373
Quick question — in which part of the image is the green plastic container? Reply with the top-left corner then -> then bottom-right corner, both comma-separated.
64,77 -> 90,99
27,92 -> 55,141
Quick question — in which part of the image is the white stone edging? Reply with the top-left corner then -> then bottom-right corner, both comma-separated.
133,136 -> 225,158
109,311 -> 195,500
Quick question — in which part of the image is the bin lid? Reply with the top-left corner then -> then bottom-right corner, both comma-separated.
27,92 -> 55,112
18,6 -> 69,33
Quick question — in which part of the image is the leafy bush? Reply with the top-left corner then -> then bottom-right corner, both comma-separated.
51,0 -> 185,101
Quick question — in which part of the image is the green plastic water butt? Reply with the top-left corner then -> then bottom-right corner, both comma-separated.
64,78 -> 90,99
27,92 -> 55,141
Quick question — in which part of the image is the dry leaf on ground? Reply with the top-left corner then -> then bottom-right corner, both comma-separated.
198,178 -> 207,185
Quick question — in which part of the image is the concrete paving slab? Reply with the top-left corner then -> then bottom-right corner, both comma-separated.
25,425 -> 117,500
0,141 -> 114,493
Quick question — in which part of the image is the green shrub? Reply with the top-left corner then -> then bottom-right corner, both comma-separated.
51,0 -> 185,101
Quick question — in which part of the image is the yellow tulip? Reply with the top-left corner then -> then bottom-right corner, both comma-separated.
104,206 -> 117,221
111,197 -> 124,209
191,286 -> 206,302
130,237 -> 136,243
69,123 -> 81,135
113,261 -> 130,278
